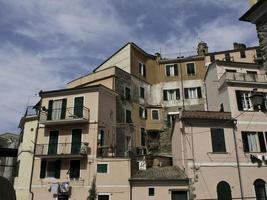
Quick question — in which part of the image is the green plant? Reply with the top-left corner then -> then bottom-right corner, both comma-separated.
87,175 -> 97,200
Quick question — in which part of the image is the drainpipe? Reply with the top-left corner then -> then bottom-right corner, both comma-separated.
180,62 -> 185,110
29,95 -> 42,200
232,120 -> 244,200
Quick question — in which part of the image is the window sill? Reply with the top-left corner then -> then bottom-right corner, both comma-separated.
208,152 -> 229,154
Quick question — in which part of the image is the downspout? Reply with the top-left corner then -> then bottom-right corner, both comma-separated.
29,94 -> 42,200
232,120 -> 244,200
180,62 -> 185,110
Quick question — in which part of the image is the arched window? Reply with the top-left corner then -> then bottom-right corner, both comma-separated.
217,181 -> 232,200
254,179 -> 267,200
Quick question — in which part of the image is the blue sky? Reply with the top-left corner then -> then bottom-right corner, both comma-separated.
0,0 -> 258,133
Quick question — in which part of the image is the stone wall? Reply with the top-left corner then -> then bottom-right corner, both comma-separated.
257,20 -> 267,72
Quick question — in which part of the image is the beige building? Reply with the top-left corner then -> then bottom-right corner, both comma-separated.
29,85 -> 132,200
68,42 -> 207,156
14,106 -> 38,200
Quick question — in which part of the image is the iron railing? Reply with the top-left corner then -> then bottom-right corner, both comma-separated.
39,106 -> 89,124
35,142 -> 89,156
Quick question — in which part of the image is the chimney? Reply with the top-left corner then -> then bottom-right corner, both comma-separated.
155,52 -> 161,62
233,42 -> 246,50
248,0 -> 258,7
197,41 -> 208,56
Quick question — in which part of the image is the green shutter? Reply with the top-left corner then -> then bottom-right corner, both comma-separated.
235,90 -> 243,111
60,98 -> 67,119
40,160 -> 47,178
166,66 -> 170,76
241,132 -> 249,152
55,160 -> 61,179
74,97 -> 84,118
174,64 -> 178,76
197,87 -> 202,98
163,90 -> 168,101
184,88 -> 189,99
258,132 -> 266,152
176,89 -> 180,100
143,64 -> 146,77
47,100 -> 53,120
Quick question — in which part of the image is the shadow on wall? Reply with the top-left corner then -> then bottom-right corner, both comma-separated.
0,176 -> 16,200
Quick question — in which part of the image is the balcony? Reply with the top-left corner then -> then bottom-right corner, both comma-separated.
39,106 -> 89,125
35,143 -> 89,158
219,72 -> 267,88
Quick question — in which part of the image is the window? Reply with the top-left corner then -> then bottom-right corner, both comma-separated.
40,160 -> 61,179
163,89 -> 180,101
139,107 -> 147,119
47,98 -> 67,120
98,130 -> 104,146
141,128 -> 146,146
140,87 -> 145,99
149,188 -> 155,196
210,54 -> 215,62
225,52 -> 230,61
167,114 -> 176,128
139,62 -> 146,77
241,131 -> 266,153
186,63 -> 195,76
126,110 -> 132,123
254,179 -> 267,200
225,69 -> 237,73
256,48 -> 262,58
151,110 -> 159,120
14,161 -> 20,177
125,87 -> 131,100
166,64 -> 178,76
217,181 -> 232,200
240,49 -> 246,58
97,163 -> 108,173
211,128 -> 226,152
98,195 -> 110,200
69,160 -> 80,179
171,191 -> 188,200
184,87 -> 202,99
235,91 -> 253,111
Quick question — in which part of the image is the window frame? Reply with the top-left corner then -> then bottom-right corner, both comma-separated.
165,64 -> 178,76
241,131 -> 267,153
186,63 -> 196,76
139,87 -> 145,99
138,62 -> 146,77
163,89 -> 180,101
69,160 -> 80,179
184,87 -> 202,99
240,49 -> 246,58
210,128 -> 227,153
151,109 -> 159,120
97,163 -> 109,174
125,109 -> 132,123
148,188 -> 155,196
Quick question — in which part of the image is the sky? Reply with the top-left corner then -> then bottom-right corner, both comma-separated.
0,0 -> 258,134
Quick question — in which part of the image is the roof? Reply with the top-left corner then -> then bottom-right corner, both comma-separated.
93,42 -> 156,72
0,133 -> 19,139
39,84 -> 118,98
205,46 -> 258,56
239,0 -> 267,23
159,55 -> 204,64
181,111 -> 233,121
130,166 -> 187,181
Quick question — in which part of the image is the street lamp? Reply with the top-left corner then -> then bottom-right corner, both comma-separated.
250,89 -> 264,110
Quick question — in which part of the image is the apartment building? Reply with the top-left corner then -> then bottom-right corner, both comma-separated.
68,42 -> 207,156
201,60 -> 267,199
205,43 -> 261,66
28,85 -> 132,200
14,106 -> 38,200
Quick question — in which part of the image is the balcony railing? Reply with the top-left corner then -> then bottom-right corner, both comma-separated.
39,106 -> 89,125
219,72 -> 267,87
35,142 -> 89,158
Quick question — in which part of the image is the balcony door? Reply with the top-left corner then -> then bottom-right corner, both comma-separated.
71,129 -> 82,154
47,99 -> 67,120
48,131 -> 59,155
74,97 -> 84,118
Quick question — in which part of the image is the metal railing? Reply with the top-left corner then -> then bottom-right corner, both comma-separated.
219,72 -> 267,86
39,106 -> 89,123
25,106 -> 38,116
35,142 -> 89,156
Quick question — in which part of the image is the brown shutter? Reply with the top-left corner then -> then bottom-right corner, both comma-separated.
47,100 -> 53,120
